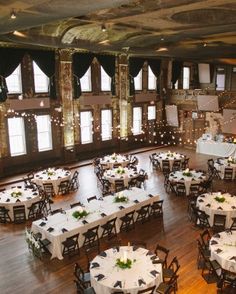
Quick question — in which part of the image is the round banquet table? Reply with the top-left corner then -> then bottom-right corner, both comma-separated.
154,152 -> 185,170
169,170 -> 206,196
197,192 -> 236,228
0,187 -> 40,220
32,168 -> 71,194
100,154 -> 130,169
214,158 -> 236,180
104,167 -> 139,187
210,231 -> 236,273
90,246 -> 162,294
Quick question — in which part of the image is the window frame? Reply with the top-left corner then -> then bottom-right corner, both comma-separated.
80,110 -> 93,144
36,114 -> 53,152
216,67 -> 225,91
33,61 -> 49,94
147,105 -> 156,120
148,66 -> 156,90
100,66 -> 111,92
100,108 -> 113,141
80,66 -> 92,92
5,64 -> 22,94
134,69 -> 143,91
132,106 -> 143,135
183,66 -> 190,90
7,117 -> 26,157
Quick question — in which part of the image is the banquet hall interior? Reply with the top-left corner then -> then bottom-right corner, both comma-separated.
0,1 -> 236,294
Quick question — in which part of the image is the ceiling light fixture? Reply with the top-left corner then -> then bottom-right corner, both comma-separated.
203,43 -> 207,47
10,9 -> 16,19
156,47 -> 168,52
101,23 -> 106,32
161,37 -> 164,41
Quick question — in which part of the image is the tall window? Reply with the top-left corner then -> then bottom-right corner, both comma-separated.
101,66 -> 111,91
132,107 -> 142,135
216,67 -> 225,91
148,105 -> 156,120
80,111 -> 93,144
80,67 -> 92,92
101,109 -> 112,141
33,61 -> 49,93
148,66 -> 156,90
7,117 -> 26,156
183,67 -> 190,89
6,65 -> 22,94
134,70 -> 142,90
36,115 -> 52,152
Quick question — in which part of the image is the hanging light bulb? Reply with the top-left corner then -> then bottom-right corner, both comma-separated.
10,9 -> 16,19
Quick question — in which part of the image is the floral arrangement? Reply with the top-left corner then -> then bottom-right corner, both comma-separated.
111,153 -> 117,160
114,192 -> 128,203
72,206 -> 89,219
227,157 -> 235,164
116,251 -> 136,269
166,151 -> 174,157
11,189 -> 22,198
214,194 -> 225,203
116,166 -> 125,174
183,168 -> 192,177
25,228 -> 41,258
47,168 -> 55,176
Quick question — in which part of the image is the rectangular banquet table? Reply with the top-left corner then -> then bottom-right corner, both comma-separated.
31,187 -> 159,260
196,139 -> 236,157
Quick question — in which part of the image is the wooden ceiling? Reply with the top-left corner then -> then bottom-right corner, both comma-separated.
0,0 -> 236,61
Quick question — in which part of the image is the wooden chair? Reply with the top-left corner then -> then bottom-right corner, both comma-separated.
57,180 -> 70,195
74,262 -> 91,288
156,274 -> 179,294
230,217 -> 236,230
175,182 -> 186,196
154,243 -> 170,269
136,204 -> 150,223
69,170 -> 79,191
114,180 -> 125,192
224,168 -> 233,180
28,200 -> 43,220
83,225 -> 100,251
162,160 -> 170,174
13,205 -> 26,223
150,200 -> 164,218
212,214 -> 226,233
130,240 -> 147,249
189,183 -> 200,197
137,286 -> 156,294
101,217 -> 117,240
120,210 -> 135,232
87,195 -> 97,203
163,256 -> 180,289
182,158 -> 189,169
70,202 -> 82,209
172,160 -> 181,171
62,233 -> 80,257
0,206 -> 12,223
50,208 -> 63,215
43,183 -> 55,198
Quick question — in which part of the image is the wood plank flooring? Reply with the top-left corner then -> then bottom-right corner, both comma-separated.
0,147 -> 235,294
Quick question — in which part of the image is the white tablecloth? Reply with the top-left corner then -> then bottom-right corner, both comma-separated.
214,159 -> 236,180
197,193 -> 236,228
32,168 -> 71,194
196,139 -> 236,157
100,155 -> 130,169
154,152 -> 185,170
0,187 -> 40,219
90,246 -> 162,294
210,231 -> 236,273
31,188 -> 159,260
104,168 -> 139,187
169,170 -> 206,196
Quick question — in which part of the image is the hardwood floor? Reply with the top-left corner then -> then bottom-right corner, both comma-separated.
0,147 -> 235,294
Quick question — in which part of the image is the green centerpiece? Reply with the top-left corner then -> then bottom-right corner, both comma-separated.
114,192 -> 128,203
214,194 -> 225,203
116,166 -> 125,174
47,168 -> 55,176
116,258 -> 134,269
11,189 -> 22,198
183,168 -> 192,177
111,153 -> 117,160
72,207 -> 89,219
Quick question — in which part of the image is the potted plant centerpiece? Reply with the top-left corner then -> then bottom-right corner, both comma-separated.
183,168 -> 192,177
72,206 -> 89,219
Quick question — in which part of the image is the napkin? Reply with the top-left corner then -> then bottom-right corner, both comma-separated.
206,204 -> 211,207
33,192 -> 38,196
47,227 -> 54,232
148,194 -> 153,198
150,270 -> 159,277
231,206 -> 236,209
95,274 -> 105,281
16,199 -> 21,202
113,280 -> 122,288
62,228 -> 68,233
138,279 -> 146,286
199,195 -> 205,198
133,245 -> 139,251
198,199 -> 204,203
99,251 -> 107,258
199,176 -> 203,179
180,178 -> 184,180
58,176 -> 61,179
82,220 -> 88,225
217,207 -> 223,210
39,177 -> 43,179
26,197 -> 32,200
134,199 -> 139,203
6,198 -> 10,202
152,259 -> 163,264
119,206 -> 125,210
90,262 -> 100,269
210,240 -> 218,245
100,213 -> 107,217
48,177 -> 51,180
150,255 -> 157,260
215,248 -> 223,254
39,222 -> 46,227
146,250 -> 153,256
229,256 -> 236,261
213,233 -> 220,238
111,175 -> 115,177
113,246 -> 120,252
